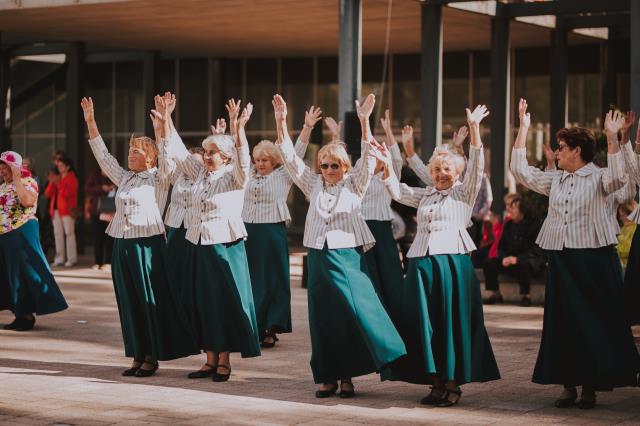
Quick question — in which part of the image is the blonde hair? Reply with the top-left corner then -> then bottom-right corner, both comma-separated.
202,134 -> 235,163
427,145 -> 465,176
252,140 -> 283,168
129,135 -> 158,167
317,141 -> 351,172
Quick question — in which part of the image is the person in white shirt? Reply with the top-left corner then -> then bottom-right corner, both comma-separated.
510,100 -> 640,410
273,93 -> 406,399
80,97 -> 199,378
324,109 -> 404,311
163,95 -> 260,383
380,105 -> 500,407
242,106 -> 321,349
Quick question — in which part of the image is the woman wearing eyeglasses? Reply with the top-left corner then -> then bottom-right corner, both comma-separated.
242,106 -> 321,349
379,105 -> 500,408
273,93 -> 406,399
510,100 -> 639,409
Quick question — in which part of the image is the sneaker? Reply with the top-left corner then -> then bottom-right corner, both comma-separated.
100,264 -> 111,272
64,261 -> 76,267
90,264 -> 101,271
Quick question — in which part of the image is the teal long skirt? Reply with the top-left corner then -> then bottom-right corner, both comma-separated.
166,226 -> 195,297
186,239 -> 261,357
623,228 -> 640,325
533,246 -> 640,389
382,254 -> 500,385
307,246 -> 407,384
0,219 -> 68,317
364,220 -> 404,309
245,222 -> 292,335
111,235 -> 199,361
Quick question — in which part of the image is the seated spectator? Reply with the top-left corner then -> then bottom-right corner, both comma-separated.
482,193 -> 545,307
471,211 -> 502,268
616,200 -> 638,270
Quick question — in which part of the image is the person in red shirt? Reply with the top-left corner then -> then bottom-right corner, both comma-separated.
44,157 -> 78,267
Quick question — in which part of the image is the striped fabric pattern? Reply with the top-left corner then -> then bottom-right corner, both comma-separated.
619,142 -> 640,224
277,134 -> 376,251
242,139 -> 308,225
166,132 -> 250,245
164,173 -> 198,228
383,146 -> 484,257
88,135 -> 168,239
510,147 -> 627,250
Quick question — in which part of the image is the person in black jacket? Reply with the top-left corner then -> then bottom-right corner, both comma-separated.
483,193 -> 545,307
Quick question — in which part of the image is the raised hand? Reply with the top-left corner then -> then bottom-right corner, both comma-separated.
163,92 -> 176,115
518,98 -> 530,129
324,117 -> 342,141
380,109 -> 392,133
452,126 -> 468,147
272,95 -> 287,122
154,94 -> 165,116
401,125 -> 415,157
466,104 -> 490,127
604,110 -> 624,137
80,97 -> 95,123
369,138 -> 391,164
355,93 -> 375,121
211,118 -> 226,135
149,109 -> 164,137
304,106 -> 323,128
238,103 -> 253,128
10,163 -> 21,181
621,111 -> 635,144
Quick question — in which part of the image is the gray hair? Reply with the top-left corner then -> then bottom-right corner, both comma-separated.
427,144 -> 465,176
202,134 -> 235,160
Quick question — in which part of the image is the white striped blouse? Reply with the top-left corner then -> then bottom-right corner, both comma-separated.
166,132 -> 250,246
510,147 -> 627,250
242,138 -> 309,225
88,135 -> 169,239
277,133 -> 376,251
383,146 -> 484,257
618,142 -> 640,224
353,143 -> 403,221
164,172 -> 198,229
407,153 -> 432,185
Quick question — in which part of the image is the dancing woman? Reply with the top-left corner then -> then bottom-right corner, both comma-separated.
163,96 -> 261,382
242,106 -> 321,348
380,105 -> 500,407
510,101 -> 640,409
273,93 -> 406,399
80,97 -> 198,377
0,151 -> 68,331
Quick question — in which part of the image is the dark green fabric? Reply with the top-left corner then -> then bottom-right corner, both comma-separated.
0,219 -> 68,317
533,246 -> 640,389
186,239 -> 261,358
307,246 -> 406,384
623,228 -> 640,325
166,226 -> 195,297
382,254 -> 500,385
245,222 -> 292,335
111,235 -> 199,361
364,220 -> 404,310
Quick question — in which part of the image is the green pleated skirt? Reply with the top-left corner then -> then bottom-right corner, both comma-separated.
186,239 -> 261,357
0,220 -> 68,317
364,220 -> 404,308
245,222 -> 292,335
307,246 -> 406,384
382,253 -> 500,385
533,246 -> 640,389
111,235 -> 199,361
623,228 -> 640,325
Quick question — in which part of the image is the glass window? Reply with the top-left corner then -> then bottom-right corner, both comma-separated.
246,58 -> 277,144
178,58 -> 208,137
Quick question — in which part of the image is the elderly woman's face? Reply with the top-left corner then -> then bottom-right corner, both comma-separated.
556,138 -> 581,171
204,145 -> 226,172
128,147 -> 150,172
0,163 -> 11,183
254,153 -> 275,176
430,157 -> 460,190
319,154 -> 347,185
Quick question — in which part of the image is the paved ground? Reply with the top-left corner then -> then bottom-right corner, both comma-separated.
1,255 -> 640,426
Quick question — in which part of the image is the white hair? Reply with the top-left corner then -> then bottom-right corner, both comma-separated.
202,134 -> 235,160
427,144 -> 465,176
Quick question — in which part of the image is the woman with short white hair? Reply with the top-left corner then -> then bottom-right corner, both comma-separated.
242,106 -> 321,349
273,93 -> 406,399
380,105 -> 500,407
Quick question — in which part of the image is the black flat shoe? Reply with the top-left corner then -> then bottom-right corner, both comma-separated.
420,386 -> 446,405
339,380 -> 355,398
315,382 -> 338,398
261,333 -> 279,349
188,363 -> 216,379
554,394 -> 577,408
577,398 -> 596,410
135,361 -> 159,377
211,365 -> 231,382
14,317 -> 36,331
483,294 -> 503,305
122,360 -> 143,377
3,318 -> 19,330
435,388 -> 462,407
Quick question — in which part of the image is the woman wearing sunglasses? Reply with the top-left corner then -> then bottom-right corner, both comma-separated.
510,101 -> 639,409
273,93 -> 406,399
379,105 -> 500,407
242,106 -> 321,349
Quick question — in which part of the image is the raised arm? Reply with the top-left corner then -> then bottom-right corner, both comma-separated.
324,117 -> 342,143
402,124 -> 432,185
601,110 -> 627,194
380,109 -> 403,178
232,103 -> 252,188
11,166 -> 37,208
296,106 -> 322,157
510,99 -> 555,196
459,105 -> 488,203
81,97 -> 126,185
273,95 -> 316,197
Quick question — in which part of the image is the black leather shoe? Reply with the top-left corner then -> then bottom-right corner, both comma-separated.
483,293 -> 503,305
135,361 -> 159,377
315,382 -> 338,398
211,365 -> 231,382
3,318 -> 19,330
14,317 -> 36,331
420,387 -> 446,405
188,363 -> 216,379
435,388 -> 462,407
520,296 -> 532,307
339,380 -> 355,398
554,394 -> 577,408
122,361 -> 143,377
577,397 -> 596,409
261,333 -> 279,349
